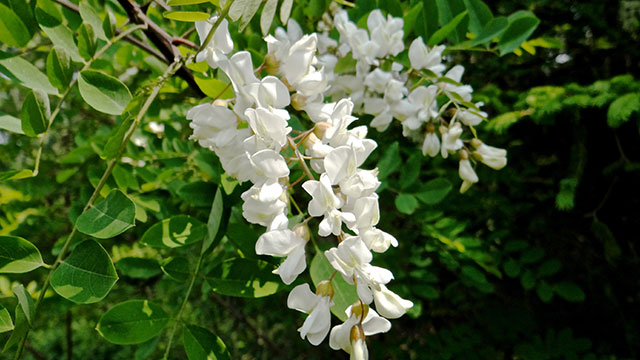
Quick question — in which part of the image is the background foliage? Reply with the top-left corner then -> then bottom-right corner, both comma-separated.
0,0 -> 639,359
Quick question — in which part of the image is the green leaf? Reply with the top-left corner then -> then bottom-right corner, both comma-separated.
76,189 -> 136,239
280,0 -> 293,25
415,177 -> 453,204
553,282 -> 585,302
537,259 -> 562,277
141,215 -> 207,249
3,305 -> 28,351
167,0 -> 211,5
116,257 -> 161,279
12,284 -> 35,325
193,76 -> 233,99
536,280 -> 553,303
520,248 -> 544,264
202,188 -> 224,254
79,0 -> 107,40
260,0 -> 277,36
78,69 -> 132,115
0,169 -> 34,182
77,23 -> 97,61
503,258 -> 520,278
21,89 -> 50,137
0,236 -> 44,273
41,25 -> 83,62
163,11 -> 210,22
463,0 -> 492,34
399,153 -> 422,190
230,0 -> 262,31
310,252 -> 358,321
183,325 -> 231,360
0,306 -> 13,333
556,177 -> 577,211
497,11 -> 540,56
0,113 -> 24,134
520,269 -> 535,290
333,52 -> 356,75
471,16 -> 508,46
161,257 -> 191,282
395,194 -> 418,215
35,0 -> 62,27
46,47 -> 72,90
50,240 -> 118,303
102,116 -> 134,160
0,55 -> 59,95
377,141 -> 400,179
607,93 -> 640,128
403,2 -> 424,38
206,257 -> 285,298
428,10 -> 468,46
96,300 -> 169,345
0,3 -> 31,47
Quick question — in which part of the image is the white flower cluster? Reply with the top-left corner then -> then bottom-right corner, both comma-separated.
305,9 -> 508,193
187,12 -> 413,359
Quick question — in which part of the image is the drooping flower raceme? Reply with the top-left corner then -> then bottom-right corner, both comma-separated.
187,5 -> 509,358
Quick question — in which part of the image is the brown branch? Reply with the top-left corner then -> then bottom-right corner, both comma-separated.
52,0 -> 203,97
116,0 -> 204,96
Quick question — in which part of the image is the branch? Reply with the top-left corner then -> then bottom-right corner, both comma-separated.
116,0 -> 204,96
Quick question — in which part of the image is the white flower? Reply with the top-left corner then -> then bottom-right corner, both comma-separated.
217,51 -> 259,114
324,146 -> 358,185
359,227 -> 398,253
256,229 -> 307,284
439,65 -> 473,101
324,236 -> 393,303
245,76 -> 291,109
187,103 -> 238,148
408,37 -> 445,76
302,173 -> 355,236
372,284 -> 413,319
287,284 -> 333,345
329,304 -> 391,355
422,130 -> 440,157
458,150 -> 479,193
245,107 -> 291,150
241,184 -> 287,227
458,102 -> 487,126
195,16 -> 233,69
472,140 -> 507,170
364,69 -> 392,94
440,122 -> 464,158
367,10 -> 404,57
248,149 -> 290,185
404,85 -> 438,131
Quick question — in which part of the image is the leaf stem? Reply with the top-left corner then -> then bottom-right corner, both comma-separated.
14,59 -> 184,360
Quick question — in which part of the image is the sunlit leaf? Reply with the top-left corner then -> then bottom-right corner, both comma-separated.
141,215 -> 207,248
183,325 -> 231,360
206,258 -> 285,298
76,189 -> 136,239
50,240 -> 118,304
0,236 -> 44,273
96,300 -> 169,345
78,69 -> 132,115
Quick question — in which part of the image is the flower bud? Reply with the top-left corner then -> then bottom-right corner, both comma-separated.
315,280 -> 334,299
314,122 -> 331,139
350,302 -> 369,321
425,122 -> 436,133
293,223 -> 311,242
458,149 -> 469,161
303,132 -> 321,149
291,93 -> 307,111
470,138 -> 483,149
265,53 -> 280,75
213,99 -> 229,107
